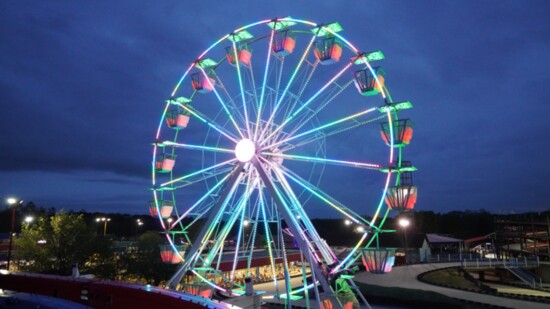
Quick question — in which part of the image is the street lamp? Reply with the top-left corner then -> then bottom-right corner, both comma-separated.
136,219 -> 144,236
95,217 -> 111,236
6,197 -> 23,270
24,216 -> 34,224
399,217 -> 410,264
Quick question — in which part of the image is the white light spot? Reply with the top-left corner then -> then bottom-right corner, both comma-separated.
235,139 -> 255,162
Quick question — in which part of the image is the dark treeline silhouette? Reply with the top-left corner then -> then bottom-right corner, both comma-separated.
2,202 -> 548,243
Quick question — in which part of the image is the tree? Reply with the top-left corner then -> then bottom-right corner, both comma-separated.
125,231 -> 177,285
15,211 -> 102,275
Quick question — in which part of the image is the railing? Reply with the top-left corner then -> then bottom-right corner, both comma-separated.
461,256 -> 540,269
506,267 -> 544,289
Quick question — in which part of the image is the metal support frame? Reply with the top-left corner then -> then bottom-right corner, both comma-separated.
252,156 -> 341,309
167,162 -> 245,288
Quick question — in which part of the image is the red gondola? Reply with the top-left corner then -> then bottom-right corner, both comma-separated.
148,200 -> 174,218
191,72 -> 215,93
353,67 -> 385,96
155,154 -> 176,173
380,119 -> 414,147
313,37 -> 342,65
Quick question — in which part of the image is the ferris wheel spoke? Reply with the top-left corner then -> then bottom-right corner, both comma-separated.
254,29 -> 275,140
198,67 -> 245,140
284,79 -> 354,141
258,189 -> 279,289
259,34 -> 317,142
281,113 -> 386,153
245,197 -> 262,274
263,152 -> 383,171
278,60 -> 319,134
215,82 -> 248,129
179,164 -> 244,271
159,158 -> 236,188
174,102 -> 238,143
267,160 -> 336,263
265,106 -> 376,150
261,62 -> 354,146
158,141 -> 234,155
169,171 -> 233,230
257,158 -> 324,263
230,40 -> 252,138
278,164 -> 377,229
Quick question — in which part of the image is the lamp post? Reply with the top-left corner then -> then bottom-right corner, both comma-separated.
136,218 -> 143,236
96,217 -> 111,236
399,217 -> 410,264
6,198 -> 23,271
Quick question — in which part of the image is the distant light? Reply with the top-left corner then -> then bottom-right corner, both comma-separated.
167,217 -> 173,223
235,139 -> 255,162
96,218 -> 100,222
24,216 -> 34,223
37,239 -> 47,244
243,219 -> 249,226
296,215 -> 301,220
344,219 -> 352,226
7,198 -> 17,205
138,222 -> 144,226
399,218 -> 410,228
356,226 -> 365,233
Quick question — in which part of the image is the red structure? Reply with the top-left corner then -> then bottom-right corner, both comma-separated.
353,67 -> 385,96
314,37 -> 342,65
191,72 -> 215,93
155,154 -> 176,173
384,185 -> 418,211
226,46 -> 252,67
272,30 -> 296,57
360,248 -> 396,274
380,119 -> 414,147
166,109 -> 190,130
160,244 -> 186,264
148,200 -> 174,218
0,272 -> 231,309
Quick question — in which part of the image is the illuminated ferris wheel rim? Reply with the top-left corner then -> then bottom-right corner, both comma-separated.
150,16 -> 415,306
153,16 -> 393,188
152,16 -> 395,229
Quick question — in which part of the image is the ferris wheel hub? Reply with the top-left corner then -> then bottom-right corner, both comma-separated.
235,139 -> 256,162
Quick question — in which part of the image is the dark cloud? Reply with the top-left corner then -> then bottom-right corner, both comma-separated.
1,0 -> 549,215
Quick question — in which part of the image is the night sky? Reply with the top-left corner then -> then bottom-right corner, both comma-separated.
1,1 -> 549,216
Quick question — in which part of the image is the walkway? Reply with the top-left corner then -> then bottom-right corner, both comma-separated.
354,263 -> 549,309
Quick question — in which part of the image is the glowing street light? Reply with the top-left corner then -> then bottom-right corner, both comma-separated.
24,216 -> 34,224
96,217 -> 111,236
399,217 -> 411,264
243,218 -> 250,226
6,197 -> 23,270
344,219 -> 352,226
136,218 -> 144,236
398,218 -> 410,228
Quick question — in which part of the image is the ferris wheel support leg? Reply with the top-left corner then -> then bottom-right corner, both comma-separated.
166,162 -> 245,289
252,157 -> 342,309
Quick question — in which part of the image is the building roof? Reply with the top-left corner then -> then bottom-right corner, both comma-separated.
426,233 -> 462,244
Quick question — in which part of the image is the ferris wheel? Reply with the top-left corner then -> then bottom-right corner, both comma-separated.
150,17 -> 416,308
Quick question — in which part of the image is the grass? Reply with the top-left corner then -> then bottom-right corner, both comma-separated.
356,282 -> 487,309
421,267 -> 482,291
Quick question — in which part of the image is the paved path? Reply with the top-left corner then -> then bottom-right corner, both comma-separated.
354,263 -> 549,309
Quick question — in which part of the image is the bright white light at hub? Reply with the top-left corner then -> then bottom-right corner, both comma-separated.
235,139 -> 255,162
